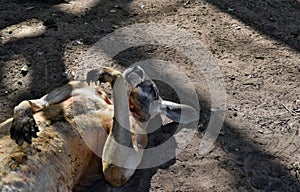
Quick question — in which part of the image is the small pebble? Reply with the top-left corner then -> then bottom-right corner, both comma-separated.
75,40 -> 83,45
62,71 -> 68,76
235,26 -> 241,30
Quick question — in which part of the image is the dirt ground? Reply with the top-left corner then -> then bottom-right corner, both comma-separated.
0,0 -> 300,191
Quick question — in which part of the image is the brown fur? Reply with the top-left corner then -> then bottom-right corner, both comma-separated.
0,68 -> 150,190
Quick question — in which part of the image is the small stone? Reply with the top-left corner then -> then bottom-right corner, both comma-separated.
255,56 -> 265,60
62,71 -> 68,76
21,64 -> 29,72
75,40 -> 83,45
235,26 -> 241,30
112,25 -> 119,29
258,129 -> 264,134
229,75 -> 236,81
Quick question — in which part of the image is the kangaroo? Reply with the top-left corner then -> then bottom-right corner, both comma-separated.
0,66 -> 198,191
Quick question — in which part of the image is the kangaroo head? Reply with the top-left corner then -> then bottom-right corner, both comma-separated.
124,66 -> 160,123
124,66 -> 198,124
102,66 -> 198,186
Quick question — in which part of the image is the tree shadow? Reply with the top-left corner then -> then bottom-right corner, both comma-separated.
218,120 -> 300,191
206,0 -> 300,51
0,0 -> 135,121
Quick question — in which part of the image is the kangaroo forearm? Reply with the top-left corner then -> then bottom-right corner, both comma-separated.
17,82 -> 86,114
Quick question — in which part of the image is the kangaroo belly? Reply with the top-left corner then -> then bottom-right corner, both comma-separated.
0,86 -> 113,191
0,112 -> 94,191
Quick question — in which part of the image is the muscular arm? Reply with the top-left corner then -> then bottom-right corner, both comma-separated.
10,81 -> 86,145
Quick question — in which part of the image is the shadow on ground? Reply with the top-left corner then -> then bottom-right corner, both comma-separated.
0,0 -> 134,120
219,121 -> 300,191
206,0 -> 300,51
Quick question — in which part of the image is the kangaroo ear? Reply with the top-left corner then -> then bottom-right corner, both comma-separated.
160,100 -> 199,124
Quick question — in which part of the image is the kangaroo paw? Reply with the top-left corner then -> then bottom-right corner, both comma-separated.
10,101 -> 39,146
86,67 -> 122,87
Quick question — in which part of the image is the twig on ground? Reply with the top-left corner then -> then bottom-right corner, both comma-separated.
280,103 -> 297,116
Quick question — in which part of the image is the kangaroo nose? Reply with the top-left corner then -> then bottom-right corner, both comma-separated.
102,162 -> 134,186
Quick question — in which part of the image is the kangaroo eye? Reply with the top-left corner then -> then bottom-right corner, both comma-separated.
142,95 -> 149,102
